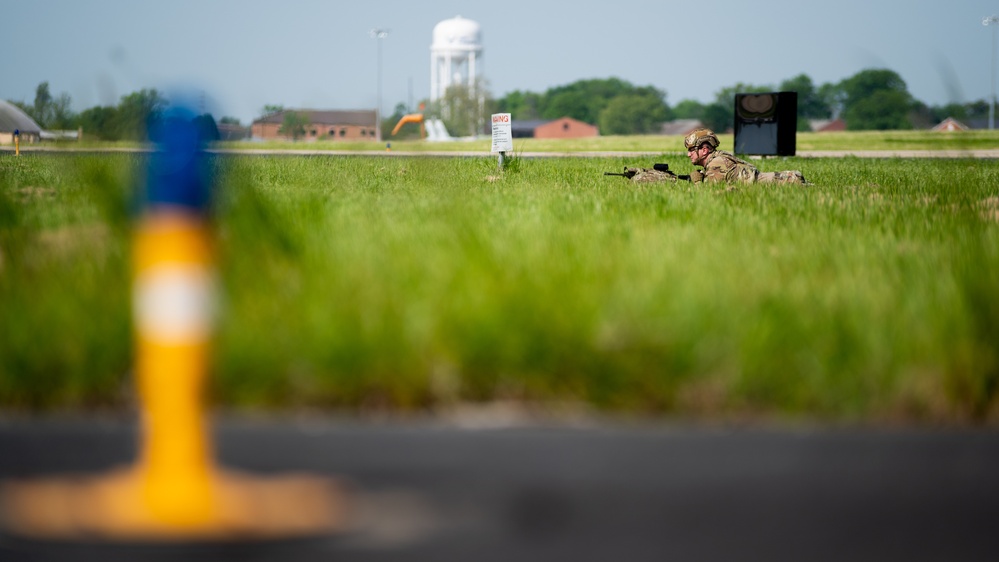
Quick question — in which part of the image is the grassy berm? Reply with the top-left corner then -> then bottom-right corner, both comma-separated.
1,151 -> 997,424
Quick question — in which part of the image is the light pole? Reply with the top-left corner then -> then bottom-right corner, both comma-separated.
370,28 -> 389,141
984,15 -> 999,130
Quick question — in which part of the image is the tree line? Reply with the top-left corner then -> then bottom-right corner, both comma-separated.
9,68 -> 993,141
6,82 -> 229,141
492,68 -> 991,133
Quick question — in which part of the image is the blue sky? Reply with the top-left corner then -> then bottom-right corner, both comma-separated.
4,0 -> 998,125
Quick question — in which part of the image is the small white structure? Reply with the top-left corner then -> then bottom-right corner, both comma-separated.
425,119 -> 453,141
430,15 -> 483,102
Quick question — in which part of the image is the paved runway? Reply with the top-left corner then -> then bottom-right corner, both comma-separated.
1,416 -> 997,561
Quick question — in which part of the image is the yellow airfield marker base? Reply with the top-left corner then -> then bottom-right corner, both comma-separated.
1,113 -> 355,542
1,466 -> 351,540
0,213 -> 353,541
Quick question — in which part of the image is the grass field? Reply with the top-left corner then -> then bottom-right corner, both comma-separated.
1,136 -> 998,424
22,128 -> 999,154
217,129 -> 999,154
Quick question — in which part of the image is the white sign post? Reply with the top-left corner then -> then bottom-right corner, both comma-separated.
491,113 -> 513,168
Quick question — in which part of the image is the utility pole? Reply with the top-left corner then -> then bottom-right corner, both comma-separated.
370,28 -> 389,141
984,16 -> 999,130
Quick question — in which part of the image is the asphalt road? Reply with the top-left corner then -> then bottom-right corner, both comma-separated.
1,416 -> 997,561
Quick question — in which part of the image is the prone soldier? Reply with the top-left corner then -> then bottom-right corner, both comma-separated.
684,128 -> 808,185
605,128 -> 808,185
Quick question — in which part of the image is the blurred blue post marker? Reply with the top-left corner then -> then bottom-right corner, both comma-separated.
129,104 -> 348,537
132,105 -> 220,528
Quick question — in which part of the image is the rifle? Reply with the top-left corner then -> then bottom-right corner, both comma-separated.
604,163 -> 690,181
603,168 -> 638,179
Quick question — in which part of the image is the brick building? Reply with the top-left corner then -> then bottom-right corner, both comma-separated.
931,117 -> 969,131
511,117 -> 599,139
252,109 -> 379,141
808,118 -> 847,132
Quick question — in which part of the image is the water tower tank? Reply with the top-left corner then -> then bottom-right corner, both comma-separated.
430,15 -> 483,102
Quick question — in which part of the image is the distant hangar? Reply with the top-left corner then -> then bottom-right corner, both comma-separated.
0,99 -> 42,144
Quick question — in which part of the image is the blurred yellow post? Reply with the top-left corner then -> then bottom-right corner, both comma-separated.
0,104 -> 347,541
14,129 -> 19,156
132,210 -> 218,528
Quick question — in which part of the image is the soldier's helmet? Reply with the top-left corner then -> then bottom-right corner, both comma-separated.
683,128 -> 720,151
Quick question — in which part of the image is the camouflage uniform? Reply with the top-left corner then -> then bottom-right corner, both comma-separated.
691,150 -> 759,184
757,170 -> 808,185
684,128 -> 808,185
628,167 -> 679,183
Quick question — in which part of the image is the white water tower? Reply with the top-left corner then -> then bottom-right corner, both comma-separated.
430,15 -> 483,102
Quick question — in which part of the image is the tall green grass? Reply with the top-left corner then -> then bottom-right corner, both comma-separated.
220,129 -> 999,153
2,152 -> 997,423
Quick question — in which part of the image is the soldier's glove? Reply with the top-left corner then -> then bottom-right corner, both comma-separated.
623,167 -> 640,179
689,170 -> 704,182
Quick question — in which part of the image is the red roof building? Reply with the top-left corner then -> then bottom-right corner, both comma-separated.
511,117 -> 598,139
809,118 -> 846,132
931,117 -> 969,131
252,109 -> 379,141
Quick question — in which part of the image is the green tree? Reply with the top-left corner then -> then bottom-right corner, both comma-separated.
598,93 -> 671,135
926,99 -> 990,125
77,106 -> 119,141
541,77 -> 658,124
910,100 -> 951,129
932,102 -> 970,122
219,116 -> 242,125
839,69 -> 914,130
497,90 -> 543,121
701,103 -> 732,132
32,82 -> 53,127
544,89 -> 592,122
48,93 -> 76,130
279,111 -> 308,140
845,89 -> 914,130
964,99 -> 991,122
494,77 -> 672,134
672,99 -> 706,120
778,74 -> 832,131
18,82 -> 76,129
817,82 -> 846,119
116,89 -> 167,140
